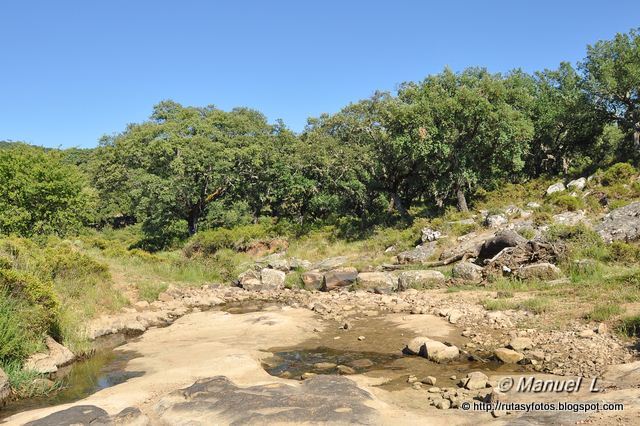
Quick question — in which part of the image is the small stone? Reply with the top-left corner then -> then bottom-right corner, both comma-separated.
313,362 -> 337,370
435,399 -> 451,410
407,375 -> 418,384
336,365 -> 356,375
509,337 -> 533,351
422,376 -> 437,386
428,387 -> 441,393
597,323 -> 608,334
357,336 -> 365,341
494,348 -> 525,364
579,329 -> 595,338
349,359 -> 374,369
300,372 -> 316,380
462,371 -> 488,390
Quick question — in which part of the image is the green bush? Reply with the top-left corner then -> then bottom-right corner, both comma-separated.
550,194 -> 584,211
0,290 -> 42,361
608,241 -> 640,264
184,223 -> 274,257
601,163 -> 637,186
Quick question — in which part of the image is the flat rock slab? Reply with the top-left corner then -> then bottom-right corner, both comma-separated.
24,405 -> 147,426
156,375 -> 377,425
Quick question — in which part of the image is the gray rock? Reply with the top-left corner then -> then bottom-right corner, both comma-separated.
567,177 -> 587,191
289,258 -> 312,270
485,214 -> 508,228
397,270 -> 445,290
421,228 -> 442,243
156,375 -> 375,425
25,406 -> 148,426
397,241 -> 437,264
553,210 -> 587,226
596,201 -> 640,243
516,262 -> 562,281
546,182 -> 566,195
356,272 -> 397,294
237,269 -> 262,291
260,268 -> 286,290
321,268 -> 358,291
452,262 -> 483,282
312,256 -> 348,272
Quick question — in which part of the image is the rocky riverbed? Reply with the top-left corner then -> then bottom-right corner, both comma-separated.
2,284 -> 640,425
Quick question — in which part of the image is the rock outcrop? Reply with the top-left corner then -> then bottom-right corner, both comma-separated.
397,270 -> 445,290
322,268 -> 358,291
452,262 -> 483,282
397,241 -> 437,264
596,201 -> 640,243
155,375 -> 376,425
24,336 -> 75,374
356,272 -> 397,294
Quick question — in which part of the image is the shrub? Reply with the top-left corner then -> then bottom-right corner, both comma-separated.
136,281 -> 168,303
617,315 -> 640,337
601,162 -> 637,186
184,224 -> 273,257
608,241 -> 640,264
550,194 -> 584,211
0,290 -> 42,361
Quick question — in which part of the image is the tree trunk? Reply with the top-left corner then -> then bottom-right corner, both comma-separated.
456,187 -> 468,212
187,209 -> 199,236
388,192 -> 411,220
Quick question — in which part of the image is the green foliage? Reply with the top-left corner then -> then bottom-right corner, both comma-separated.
0,144 -> 94,237
608,241 -> 640,264
0,290 -> 42,361
183,223 -> 274,257
617,315 -> 640,337
601,162 -> 637,186
549,193 -> 584,211
583,28 -> 640,159
586,303 -> 624,321
137,281 -> 168,303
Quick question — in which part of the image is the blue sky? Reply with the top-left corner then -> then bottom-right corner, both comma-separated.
1,1 -> 639,148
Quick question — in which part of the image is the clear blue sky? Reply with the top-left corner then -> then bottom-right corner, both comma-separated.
1,1 -> 638,148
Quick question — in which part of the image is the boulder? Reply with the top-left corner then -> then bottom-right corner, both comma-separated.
356,272 -> 397,294
546,182 -> 565,195
421,228 -> 442,243
516,262 -> 562,280
397,241 -> 437,264
509,337 -> 534,351
567,177 -> 587,191
494,347 -> 524,364
0,367 -> 9,405
24,336 -> 75,374
260,269 -> 286,290
405,337 -> 459,363
301,271 -> 324,290
237,269 -> 262,291
462,371 -> 488,390
553,210 -> 587,226
477,230 -> 527,261
312,256 -> 348,272
485,214 -> 508,229
321,268 -> 358,291
289,258 -> 312,270
595,201 -> 640,243
526,201 -> 541,209
397,270 -> 445,290
452,262 -> 483,282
